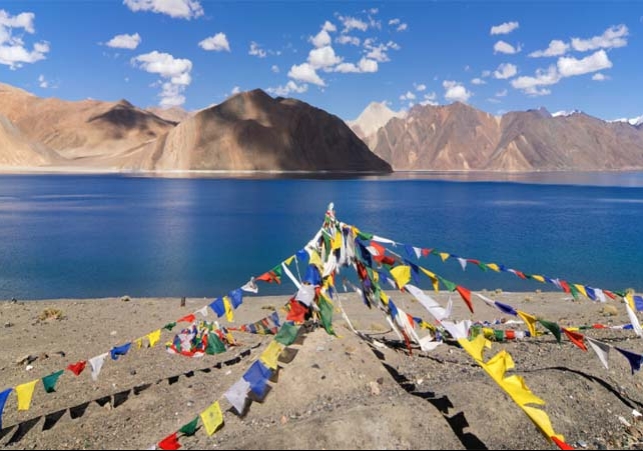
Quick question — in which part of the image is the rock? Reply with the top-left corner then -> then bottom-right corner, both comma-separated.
130,369 -> 137,376
16,354 -> 37,365
25,365 -> 33,371
368,381 -> 381,396
601,305 -> 619,316
4,322 -> 13,328
121,295 -> 131,302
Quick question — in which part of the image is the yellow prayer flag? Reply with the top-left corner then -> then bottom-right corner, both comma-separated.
148,329 -> 162,348
626,293 -> 635,310
419,267 -> 439,292
224,296 -> 234,322
260,340 -> 284,370
522,405 -> 560,440
484,350 -> 514,382
389,265 -> 411,289
200,401 -> 224,436
134,338 -> 143,350
331,230 -> 342,250
308,249 -> 322,268
517,310 -> 538,337
380,291 -> 390,305
487,263 -> 500,272
500,375 -> 546,407
16,380 -> 38,411
457,335 -> 490,362
574,284 -> 588,298
482,327 -> 495,339
284,255 -> 295,266
531,275 -> 545,283
439,252 -> 450,262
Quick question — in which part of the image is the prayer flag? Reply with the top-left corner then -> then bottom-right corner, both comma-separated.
200,401 -> 224,436
16,380 -> 38,411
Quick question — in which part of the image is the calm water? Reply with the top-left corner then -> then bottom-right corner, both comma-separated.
0,172 -> 642,300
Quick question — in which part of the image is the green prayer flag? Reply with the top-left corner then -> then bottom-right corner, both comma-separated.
42,370 -> 64,393
569,284 -> 580,300
439,277 -> 457,292
206,334 -> 226,355
319,297 -> 335,336
179,416 -> 199,436
538,319 -> 562,343
275,322 -> 299,346
477,262 -> 489,272
493,329 -> 505,342
163,322 -> 177,331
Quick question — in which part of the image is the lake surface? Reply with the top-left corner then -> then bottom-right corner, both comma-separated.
0,172 -> 641,300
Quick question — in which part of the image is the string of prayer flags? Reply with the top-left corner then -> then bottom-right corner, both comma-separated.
158,432 -> 181,450
67,360 -> 87,376
42,370 -> 64,393
16,379 -> 38,411
200,401 -> 224,436
110,343 -> 132,360
256,265 -> 283,284
0,388 -> 12,429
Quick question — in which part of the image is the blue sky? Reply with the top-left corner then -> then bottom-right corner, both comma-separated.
0,1 -> 641,122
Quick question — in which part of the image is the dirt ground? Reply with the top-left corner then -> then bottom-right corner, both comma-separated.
2,289 -> 643,450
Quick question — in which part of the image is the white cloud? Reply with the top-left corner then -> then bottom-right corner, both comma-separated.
123,0 -> 203,19
414,83 -> 426,92
386,40 -> 400,50
288,62 -> 325,86
131,51 -> 192,106
471,78 -> 486,85
106,32 -> 141,50
231,86 -> 241,95
494,63 -> 517,79
389,18 -> 400,25
592,72 -> 609,81
199,32 -> 230,52
308,45 -> 342,69
338,15 -> 368,33
481,70 -> 491,78
529,39 -> 569,58
38,74 -> 48,88
571,24 -> 628,52
397,23 -> 408,32
267,80 -> 308,97
311,29 -> 331,48
420,92 -> 438,106
490,21 -> 519,35
334,62 -> 359,73
336,35 -> 360,46
400,90 -> 416,101
557,50 -> 612,77
494,40 -> 521,54
496,89 -> 508,97
443,80 -> 472,103
0,10 -> 49,69
511,65 -> 560,95
358,58 -> 378,73
249,41 -> 266,58
271,64 -> 279,73
365,43 -> 390,62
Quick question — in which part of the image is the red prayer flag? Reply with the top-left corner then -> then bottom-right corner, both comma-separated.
455,285 -> 474,313
604,289 -> 616,300
286,299 -> 308,323
67,361 -> 87,376
256,270 -> 281,284
505,330 -> 515,340
562,328 -> 587,351
551,436 -> 575,450
559,280 -> 571,293
158,433 -> 181,450
177,314 -> 196,323
514,270 -> 527,280
421,248 -> 432,257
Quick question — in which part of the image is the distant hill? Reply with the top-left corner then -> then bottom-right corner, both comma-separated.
362,102 -> 643,171
0,114 -> 63,167
145,106 -> 192,124
346,101 -> 406,141
126,89 -> 392,172
0,83 -> 175,160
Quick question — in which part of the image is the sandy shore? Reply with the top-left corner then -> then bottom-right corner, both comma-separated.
2,290 -> 643,450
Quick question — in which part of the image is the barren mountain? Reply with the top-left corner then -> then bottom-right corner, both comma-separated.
0,114 -> 63,167
346,101 -> 406,141
367,102 -> 643,171
145,106 -> 191,124
0,83 -> 175,160
125,89 -> 392,172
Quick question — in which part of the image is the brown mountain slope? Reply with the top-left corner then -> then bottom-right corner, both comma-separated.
368,102 -> 643,171
0,83 -> 175,159
370,102 -> 501,170
0,114 -> 63,167
125,89 -> 392,172
145,106 -> 191,124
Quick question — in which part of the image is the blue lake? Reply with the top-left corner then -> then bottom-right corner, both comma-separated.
0,172 -> 642,300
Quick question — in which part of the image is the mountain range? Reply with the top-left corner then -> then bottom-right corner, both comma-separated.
0,82 -> 641,174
